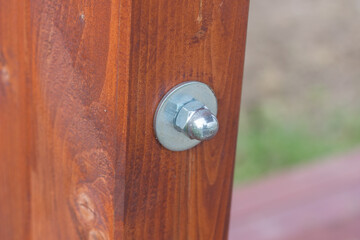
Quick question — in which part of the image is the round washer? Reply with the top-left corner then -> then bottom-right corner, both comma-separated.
154,81 -> 218,151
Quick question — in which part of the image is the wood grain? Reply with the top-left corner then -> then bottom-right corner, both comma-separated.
0,0 -> 249,239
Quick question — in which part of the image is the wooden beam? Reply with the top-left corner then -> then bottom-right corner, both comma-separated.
0,0 -> 249,239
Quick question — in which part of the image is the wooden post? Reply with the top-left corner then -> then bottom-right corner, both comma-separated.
0,0 -> 249,239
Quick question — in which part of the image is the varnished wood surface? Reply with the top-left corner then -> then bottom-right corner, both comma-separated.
0,0 -> 249,239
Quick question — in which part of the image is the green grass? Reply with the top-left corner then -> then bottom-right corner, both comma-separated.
234,108 -> 360,184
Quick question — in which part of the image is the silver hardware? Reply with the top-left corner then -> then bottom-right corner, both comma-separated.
154,81 -> 218,151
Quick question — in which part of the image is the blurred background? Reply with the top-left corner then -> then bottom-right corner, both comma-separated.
230,0 -> 360,239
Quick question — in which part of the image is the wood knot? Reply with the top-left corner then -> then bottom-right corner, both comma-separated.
0,66 -> 10,96
75,190 -> 96,225
70,186 -> 111,239
79,12 -> 85,23
0,66 -> 9,83
88,229 -> 107,240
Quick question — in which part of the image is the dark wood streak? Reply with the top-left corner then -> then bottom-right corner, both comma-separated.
0,0 -> 248,239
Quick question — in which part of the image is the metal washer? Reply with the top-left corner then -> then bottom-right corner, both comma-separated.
154,81 -> 218,151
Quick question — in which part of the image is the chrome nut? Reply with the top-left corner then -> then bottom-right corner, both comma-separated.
174,100 -> 219,141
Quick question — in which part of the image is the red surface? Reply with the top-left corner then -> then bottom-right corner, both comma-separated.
229,149 -> 360,240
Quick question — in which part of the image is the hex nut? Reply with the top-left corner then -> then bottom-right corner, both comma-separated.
174,100 -> 219,141
174,100 -> 205,132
